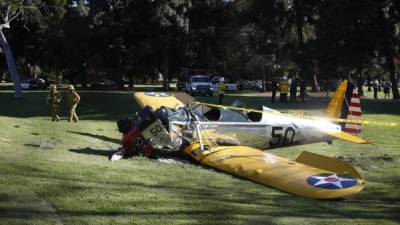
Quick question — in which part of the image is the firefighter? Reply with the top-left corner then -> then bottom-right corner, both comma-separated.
279,77 -> 289,103
47,85 -> 61,122
68,85 -> 80,122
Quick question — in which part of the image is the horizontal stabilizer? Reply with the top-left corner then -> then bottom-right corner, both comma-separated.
322,130 -> 369,144
296,151 -> 362,179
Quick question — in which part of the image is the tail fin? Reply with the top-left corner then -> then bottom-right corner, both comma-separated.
324,80 -> 363,136
325,80 -> 348,118
342,88 -> 362,135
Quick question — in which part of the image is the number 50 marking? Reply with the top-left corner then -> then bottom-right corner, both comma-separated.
270,126 -> 295,146
150,125 -> 163,136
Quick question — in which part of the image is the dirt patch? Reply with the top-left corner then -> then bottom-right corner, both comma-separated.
336,154 -> 396,170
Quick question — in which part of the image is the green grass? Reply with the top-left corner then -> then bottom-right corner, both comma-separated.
0,87 -> 399,225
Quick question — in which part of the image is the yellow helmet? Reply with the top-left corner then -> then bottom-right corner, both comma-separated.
69,85 -> 75,90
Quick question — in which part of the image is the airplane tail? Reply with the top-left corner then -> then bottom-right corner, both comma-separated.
342,88 -> 362,135
325,80 -> 348,119
325,80 -> 364,137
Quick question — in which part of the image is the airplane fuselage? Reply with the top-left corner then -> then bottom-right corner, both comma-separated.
193,113 -> 341,149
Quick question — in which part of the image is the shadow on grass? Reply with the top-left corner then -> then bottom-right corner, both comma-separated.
2,157 -> 399,224
68,131 -> 121,144
69,147 -> 114,157
24,144 -> 41,148
0,191 -> 398,223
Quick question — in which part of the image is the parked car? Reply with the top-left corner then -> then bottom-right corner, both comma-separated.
210,76 -> 238,92
21,79 -> 48,90
238,80 -> 256,90
238,80 -> 270,91
185,75 -> 213,96
90,79 -> 118,89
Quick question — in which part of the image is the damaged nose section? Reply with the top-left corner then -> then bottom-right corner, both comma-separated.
114,106 -> 185,161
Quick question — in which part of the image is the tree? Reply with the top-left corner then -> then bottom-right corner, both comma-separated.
231,0 -> 292,83
0,1 -> 26,98
314,0 -> 399,99
0,0 -> 67,98
290,0 -> 320,91
375,0 -> 400,99
188,0 -> 233,73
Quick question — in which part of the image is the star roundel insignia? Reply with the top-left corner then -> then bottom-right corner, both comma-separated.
144,92 -> 170,97
306,174 -> 357,189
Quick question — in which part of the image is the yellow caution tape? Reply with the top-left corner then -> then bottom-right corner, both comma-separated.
192,101 -> 400,127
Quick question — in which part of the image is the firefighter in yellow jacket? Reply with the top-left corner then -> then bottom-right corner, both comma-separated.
68,85 -> 80,122
279,78 -> 289,103
47,85 -> 61,122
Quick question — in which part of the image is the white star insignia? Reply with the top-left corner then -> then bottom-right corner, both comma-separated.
311,174 -> 355,189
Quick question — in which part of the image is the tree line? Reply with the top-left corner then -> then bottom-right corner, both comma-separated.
0,0 -> 399,99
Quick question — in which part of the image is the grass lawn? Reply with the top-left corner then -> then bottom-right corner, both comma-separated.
0,87 -> 399,225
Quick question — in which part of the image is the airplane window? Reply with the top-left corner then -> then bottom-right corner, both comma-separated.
204,108 -> 221,121
247,111 -> 262,122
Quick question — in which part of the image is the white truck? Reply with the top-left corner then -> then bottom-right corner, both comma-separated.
185,75 -> 213,96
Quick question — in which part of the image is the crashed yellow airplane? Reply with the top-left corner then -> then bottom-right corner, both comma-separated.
116,80 -> 367,199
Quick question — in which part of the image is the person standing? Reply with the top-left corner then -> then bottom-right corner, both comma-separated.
218,78 -> 226,104
68,85 -> 80,122
47,85 -> 61,122
383,79 -> 391,99
299,79 -> 306,103
279,78 -> 289,103
373,79 -> 379,99
323,80 -> 330,97
357,75 -> 364,96
271,78 -> 278,103
290,76 -> 297,102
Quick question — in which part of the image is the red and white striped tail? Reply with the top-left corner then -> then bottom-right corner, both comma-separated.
343,88 -> 362,135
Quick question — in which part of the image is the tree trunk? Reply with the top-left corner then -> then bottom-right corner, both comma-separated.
389,61 -> 399,99
312,73 -> 320,92
294,0 -> 304,46
294,0 -> 308,83
162,48 -> 169,91
80,65 -> 88,88
128,73 -> 134,88
383,41 -> 399,99
184,4 -> 190,68
0,29 -> 22,98
262,73 -> 266,92
379,9 -> 399,99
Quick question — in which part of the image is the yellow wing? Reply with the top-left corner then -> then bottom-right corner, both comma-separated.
134,91 -> 212,112
184,144 -> 364,199
134,92 -> 185,109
